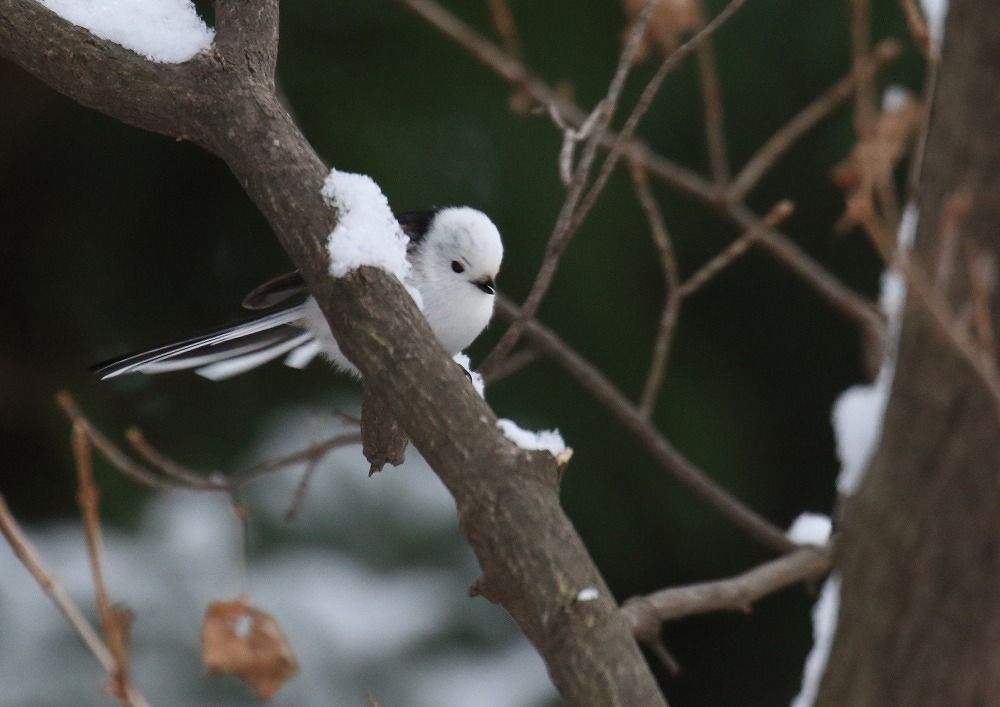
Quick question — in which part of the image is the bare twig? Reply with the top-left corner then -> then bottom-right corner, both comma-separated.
479,0 -> 662,373
551,101 -> 606,187
480,345 -> 543,385
966,246 -> 997,353
233,432 -> 364,488
56,392 -> 171,491
730,39 -> 901,201
898,0 -> 931,57
58,390 -> 362,496
933,189 -> 972,292
495,296 -> 797,554
284,458 -> 323,521
693,0 -> 730,184
630,160 -> 683,417
849,0 -> 878,140
0,494 -> 114,669
126,427 -> 222,489
71,425 -> 147,707
622,544 -> 831,633
726,199 -> 885,336
680,200 -> 796,298
899,257 -> 1000,420
485,0 -> 522,59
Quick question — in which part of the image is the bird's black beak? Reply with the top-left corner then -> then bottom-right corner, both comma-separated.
475,277 -> 496,295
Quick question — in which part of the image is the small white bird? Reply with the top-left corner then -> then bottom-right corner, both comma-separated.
93,207 -> 503,380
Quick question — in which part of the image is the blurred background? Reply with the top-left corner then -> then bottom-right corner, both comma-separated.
0,0 -> 923,704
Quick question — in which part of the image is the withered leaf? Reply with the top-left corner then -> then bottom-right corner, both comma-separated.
623,0 -> 703,59
201,594 -> 298,700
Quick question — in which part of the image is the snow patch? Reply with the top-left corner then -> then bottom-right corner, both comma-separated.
453,353 -> 485,398
786,513 -> 832,546
790,575 -> 841,707
497,418 -> 566,456
321,170 -> 411,284
39,0 -> 214,63
832,202 -> 917,496
920,0 -> 949,50
881,85 -> 913,113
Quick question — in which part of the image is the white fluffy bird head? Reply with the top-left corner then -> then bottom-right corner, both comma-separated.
408,207 -> 503,355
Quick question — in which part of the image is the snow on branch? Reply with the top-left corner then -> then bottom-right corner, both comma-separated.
786,513 -> 833,546
321,169 -> 411,283
497,418 -> 567,457
37,0 -> 214,63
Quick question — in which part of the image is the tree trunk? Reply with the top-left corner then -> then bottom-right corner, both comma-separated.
818,0 -> 1000,703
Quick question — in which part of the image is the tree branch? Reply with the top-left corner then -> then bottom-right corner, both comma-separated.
622,544 -> 831,632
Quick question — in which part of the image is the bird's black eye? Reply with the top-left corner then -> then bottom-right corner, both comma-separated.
451,260 -> 465,274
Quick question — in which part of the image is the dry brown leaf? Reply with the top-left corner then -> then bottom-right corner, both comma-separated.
623,0 -> 703,60
201,594 -> 298,700
832,89 -> 922,234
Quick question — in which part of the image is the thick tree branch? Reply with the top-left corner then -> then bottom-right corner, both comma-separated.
0,0 -> 665,702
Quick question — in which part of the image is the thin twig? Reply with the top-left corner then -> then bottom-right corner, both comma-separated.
849,0 -> 877,140
899,257 -> 1000,421
126,427 -> 224,489
693,0 -> 730,184
56,392 -> 171,490
680,200 -> 795,297
933,188 -> 972,292
621,544 -> 831,633
59,391 -> 362,495
479,0 -> 662,374
730,39 -> 901,201
551,101 -> 606,187
966,246 -> 997,354
229,432 -> 364,488
630,160 -> 683,417
72,424 -> 146,707
0,493 -> 114,670
480,345 -> 543,385
128,426 -> 364,491
284,458 -> 322,521
495,296 -> 797,554
722,199 -> 885,336
485,0 -> 522,59
898,0 -> 931,57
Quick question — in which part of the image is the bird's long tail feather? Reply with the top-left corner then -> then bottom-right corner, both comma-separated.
91,304 -> 316,380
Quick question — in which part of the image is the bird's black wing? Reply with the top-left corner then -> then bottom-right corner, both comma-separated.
241,271 -> 309,310
241,209 -> 440,310
396,209 -> 439,249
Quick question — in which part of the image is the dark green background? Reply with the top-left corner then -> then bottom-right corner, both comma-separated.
0,1 -> 921,704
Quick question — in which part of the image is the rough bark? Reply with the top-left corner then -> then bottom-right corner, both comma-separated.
0,1 -> 666,703
818,0 -> 1000,703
